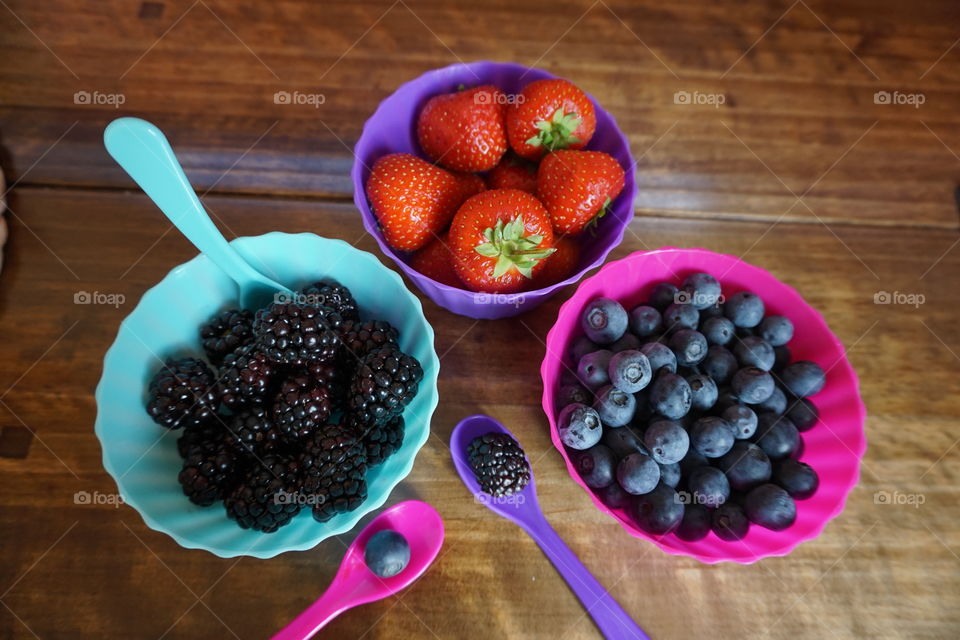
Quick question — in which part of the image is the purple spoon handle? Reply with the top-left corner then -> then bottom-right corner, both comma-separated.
520,512 -> 649,640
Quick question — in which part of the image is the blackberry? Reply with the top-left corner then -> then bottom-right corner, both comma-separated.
345,414 -> 405,466
218,345 -> 279,411
200,308 -> 254,364
347,346 -> 422,427
272,372 -> 335,441
224,454 -> 302,532
467,432 -> 531,497
338,319 -> 399,362
179,437 -> 243,506
177,420 -> 224,458
147,357 -> 219,429
300,280 -> 359,322
298,424 -> 368,523
254,301 -> 342,365
226,407 -> 286,456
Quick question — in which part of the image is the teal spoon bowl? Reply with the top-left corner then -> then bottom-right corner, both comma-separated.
94,232 -> 440,558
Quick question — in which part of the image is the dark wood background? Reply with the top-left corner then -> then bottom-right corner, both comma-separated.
1,1 -> 959,638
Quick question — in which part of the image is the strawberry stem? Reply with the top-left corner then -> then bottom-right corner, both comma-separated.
525,108 -> 583,152
474,215 -> 556,279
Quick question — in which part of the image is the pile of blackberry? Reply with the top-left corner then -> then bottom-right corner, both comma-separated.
557,273 -> 823,541
145,280 -> 423,533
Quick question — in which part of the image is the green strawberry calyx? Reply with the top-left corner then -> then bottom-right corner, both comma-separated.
474,215 -> 557,279
585,196 -> 613,234
526,108 -> 583,151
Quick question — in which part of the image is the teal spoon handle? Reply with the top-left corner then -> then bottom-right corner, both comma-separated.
103,117 -> 288,300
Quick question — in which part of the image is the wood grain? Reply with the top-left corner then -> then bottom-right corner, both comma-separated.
0,188 -> 958,639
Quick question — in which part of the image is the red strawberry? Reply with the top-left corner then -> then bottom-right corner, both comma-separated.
409,234 -> 463,288
487,154 -> 538,194
537,150 -> 626,236
449,189 -> 556,293
454,172 -> 487,195
366,153 -> 483,252
507,79 -> 596,161
417,85 -> 508,172
529,237 -> 580,289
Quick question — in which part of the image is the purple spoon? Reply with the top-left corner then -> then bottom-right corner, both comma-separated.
271,500 -> 444,640
451,415 -> 649,640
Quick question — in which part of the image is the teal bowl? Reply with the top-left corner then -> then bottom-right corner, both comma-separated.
94,232 -> 440,558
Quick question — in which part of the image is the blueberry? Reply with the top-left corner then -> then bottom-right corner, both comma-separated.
724,291 -> 764,328
744,484 -> 797,530
556,383 -> 592,410
681,272 -> 723,310
629,305 -> 663,338
610,332 -> 642,353
640,342 -> 677,375
577,350 -> 613,390
701,316 -> 735,346
786,397 -> 819,431
781,361 -> 826,397
608,350 -> 652,393
717,442 -> 772,491
658,461 -> 681,488
712,502 -> 750,540
687,466 -> 730,508
722,404 -> 758,440
616,453 -> 661,495
581,297 -> 628,345
364,530 -> 411,578
558,403 -> 603,450
598,481 -> 632,509
753,413 -> 800,461
572,444 -> 616,488
731,366 -> 775,404
698,301 -> 724,322
648,282 -> 679,311
755,385 -> 787,414
644,419 -> 690,464
675,503 -> 712,541
679,447 -> 709,476
650,372 -> 692,420
701,345 -> 738,383
669,329 -> 708,366
570,335 -> 600,365
715,387 -> 741,412
630,483 -> 684,534
690,416 -> 735,458
662,303 -> 699,332
773,459 -> 819,499
686,374 -> 718,412
758,315 -> 794,347
602,426 -> 649,458
594,385 -> 636,427
773,344 -> 791,372
733,336 -> 776,371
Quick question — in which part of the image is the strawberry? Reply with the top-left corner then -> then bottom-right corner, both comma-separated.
449,189 -> 556,293
529,237 -> 580,289
409,234 -> 463,288
536,150 -> 626,236
417,85 -> 508,172
507,78 -> 596,161
487,154 -> 538,194
366,153 -> 483,252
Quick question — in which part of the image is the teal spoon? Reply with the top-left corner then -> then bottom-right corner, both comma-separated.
103,117 -> 290,308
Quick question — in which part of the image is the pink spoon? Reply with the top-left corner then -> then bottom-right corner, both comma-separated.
271,500 -> 444,639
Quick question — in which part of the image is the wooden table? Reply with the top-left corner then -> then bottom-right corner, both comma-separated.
1,1 -> 959,638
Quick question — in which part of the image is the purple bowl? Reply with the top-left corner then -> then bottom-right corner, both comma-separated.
351,61 -> 638,319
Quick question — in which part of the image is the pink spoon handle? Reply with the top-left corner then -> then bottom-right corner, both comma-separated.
270,587 -> 354,640
522,513 -> 649,640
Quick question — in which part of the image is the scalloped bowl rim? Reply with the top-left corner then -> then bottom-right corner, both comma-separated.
540,247 -> 867,564
94,232 -> 440,558
350,60 -> 638,306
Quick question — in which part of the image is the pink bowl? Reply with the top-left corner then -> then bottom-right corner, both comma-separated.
540,248 -> 867,564
351,61 -> 637,319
